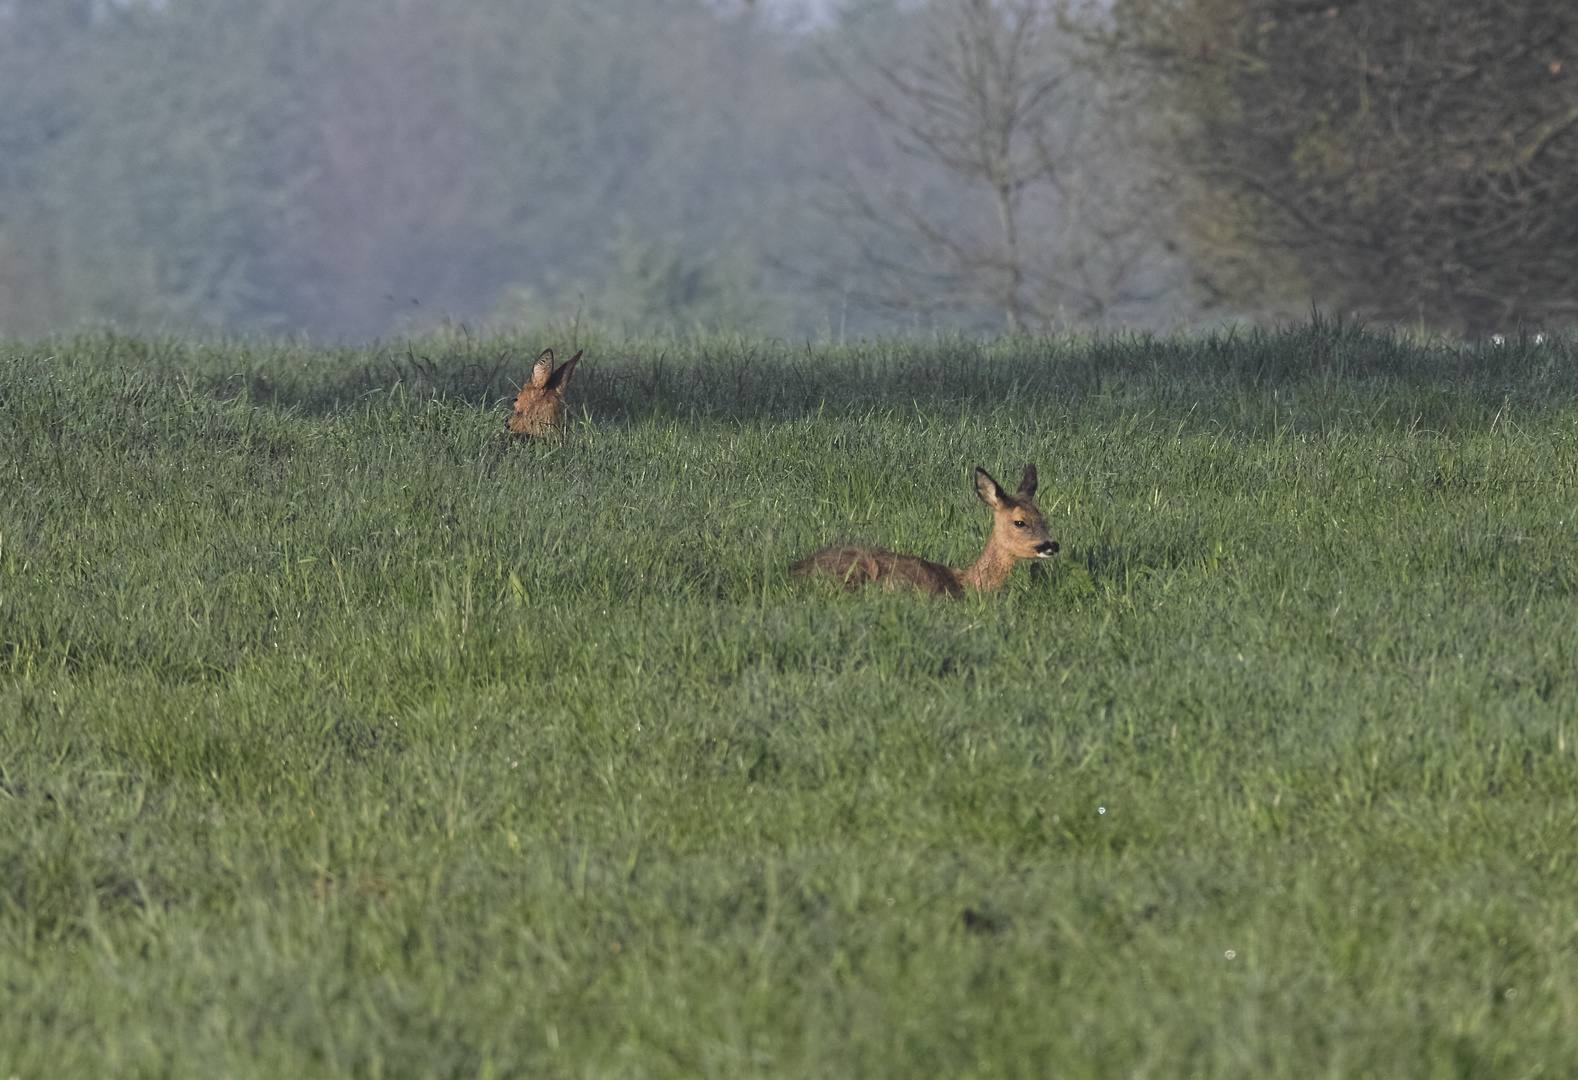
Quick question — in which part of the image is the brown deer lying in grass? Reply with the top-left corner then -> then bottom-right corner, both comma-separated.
506,348 -> 582,438
792,465 -> 1058,597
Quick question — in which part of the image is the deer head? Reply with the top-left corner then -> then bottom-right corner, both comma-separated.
506,348 -> 582,438
974,464 -> 1059,560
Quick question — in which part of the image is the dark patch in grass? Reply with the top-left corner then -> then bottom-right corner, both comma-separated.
961,907 -> 1011,935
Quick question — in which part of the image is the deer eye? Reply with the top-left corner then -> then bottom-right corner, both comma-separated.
1013,520 -> 1026,528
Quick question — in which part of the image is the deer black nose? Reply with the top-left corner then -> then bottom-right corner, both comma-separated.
1036,541 -> 1059,556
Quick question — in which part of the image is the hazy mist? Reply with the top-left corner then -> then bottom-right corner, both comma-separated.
0,0 -> 1195,338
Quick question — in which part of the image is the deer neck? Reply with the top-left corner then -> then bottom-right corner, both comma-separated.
954,531 -> 1017,592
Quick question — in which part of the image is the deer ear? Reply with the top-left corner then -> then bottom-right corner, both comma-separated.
546,349 -> 582,391
529,349 -> 554,388
1017,464 -> 1038,500
974,467 -> 1008,508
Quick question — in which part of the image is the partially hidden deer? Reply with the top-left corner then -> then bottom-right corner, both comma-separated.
506,348 -> 582,438
792,464 -> 1058,597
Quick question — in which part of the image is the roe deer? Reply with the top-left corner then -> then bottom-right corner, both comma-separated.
506,348 -> 582,438
792,464 -> 1058,597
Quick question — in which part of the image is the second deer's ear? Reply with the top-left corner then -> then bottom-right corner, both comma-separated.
1017,464 -> 1038,500
546,350 -> 582,391
974,467 -> 1008,508
529,349 -> 554,388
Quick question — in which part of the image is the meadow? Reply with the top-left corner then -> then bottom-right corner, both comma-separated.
3,323 -> 1578,1078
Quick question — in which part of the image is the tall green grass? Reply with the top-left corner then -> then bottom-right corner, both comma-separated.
3,323 -> 1578,1078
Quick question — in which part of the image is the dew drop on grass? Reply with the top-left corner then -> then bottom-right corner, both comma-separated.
1098,807 -> 1106,815
1225,950 -> 1236,960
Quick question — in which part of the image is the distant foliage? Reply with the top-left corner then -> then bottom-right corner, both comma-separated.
1114,0 -> 1578,333
0,0 -> 850,338
0,0 -> 1193,339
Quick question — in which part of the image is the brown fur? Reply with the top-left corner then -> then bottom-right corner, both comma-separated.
506,348 -> 582,438
792,465 -> 1059,597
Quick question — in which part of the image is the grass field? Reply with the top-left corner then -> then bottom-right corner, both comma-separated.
3,323 -> 1578,1078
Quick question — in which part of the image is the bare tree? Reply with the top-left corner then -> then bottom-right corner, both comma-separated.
829,0 -> 1181,331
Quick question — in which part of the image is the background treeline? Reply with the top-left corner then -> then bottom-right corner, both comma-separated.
0,0 -> 1572,340
1113,0 -> 1578,335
